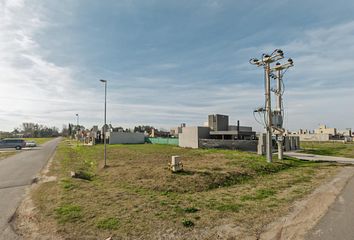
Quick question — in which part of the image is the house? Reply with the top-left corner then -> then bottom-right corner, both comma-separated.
178,114 -> 257,150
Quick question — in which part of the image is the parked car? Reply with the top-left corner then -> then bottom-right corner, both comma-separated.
25,141 -> 37,147
0,138 -> 26,150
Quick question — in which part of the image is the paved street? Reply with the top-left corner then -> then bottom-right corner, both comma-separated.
0,138 -> 61,240
305,173 -> 354,240
285,151 -> 354,164
285,151 -> 354,240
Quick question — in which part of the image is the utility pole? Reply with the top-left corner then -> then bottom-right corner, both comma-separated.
271,58 -> 293,160
265,61 -> 273,162
250,49 -> 285,163
276,66 -> 283,159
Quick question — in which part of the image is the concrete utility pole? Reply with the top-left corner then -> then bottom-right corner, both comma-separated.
276,67 -> 283,160
264,61 -> 273,162
250,49 -> 286,163
272,58 -> 293,160
100,79 -> 108,168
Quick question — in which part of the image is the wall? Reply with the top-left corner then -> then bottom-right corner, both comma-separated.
199,139 -> 258,152
297,134 -> 330,141
178,126 -> 210,148
229,125 -> 253,132
257,135 -> 300,154
108,132 -> 145,144
147,137 -> 179,145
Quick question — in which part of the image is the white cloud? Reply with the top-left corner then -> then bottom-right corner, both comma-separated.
273,22 -> 354,130
0,1 -> 353,133
0,1 -> 87,130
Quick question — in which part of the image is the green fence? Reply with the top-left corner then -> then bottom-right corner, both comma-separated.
146,137 -> 179,145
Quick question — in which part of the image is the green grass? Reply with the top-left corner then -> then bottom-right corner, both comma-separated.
96,217 -> 120,230
301,142 -> 354,158
24,137 -> 54,145
184,207 -> 199,213
54,204 -> 82,223
240,188 -> 277,201
31,140 -> 340,239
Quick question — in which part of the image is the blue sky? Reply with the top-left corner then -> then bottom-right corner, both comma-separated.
0,0 -> 353,132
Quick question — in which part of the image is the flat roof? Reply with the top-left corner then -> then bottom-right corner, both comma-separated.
210,131 -> 255,135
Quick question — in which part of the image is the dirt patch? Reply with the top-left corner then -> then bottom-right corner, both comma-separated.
260,166 -> 354,240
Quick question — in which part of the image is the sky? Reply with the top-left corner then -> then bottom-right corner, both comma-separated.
0,0 -> 353,132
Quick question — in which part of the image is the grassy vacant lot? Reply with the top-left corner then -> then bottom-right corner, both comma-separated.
31,140 -> 340,239
24,137 -> 54,145
301,141 -> 354,158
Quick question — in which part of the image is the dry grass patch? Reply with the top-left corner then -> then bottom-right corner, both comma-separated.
30,140 -> 340,239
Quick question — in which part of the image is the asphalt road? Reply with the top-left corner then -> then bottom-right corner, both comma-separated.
305,173 -> 354,240
285,151 -> 354,164
0,138 -> 61,240
285,151 -> 354,240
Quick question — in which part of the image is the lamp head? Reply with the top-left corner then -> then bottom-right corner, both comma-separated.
100,79 -> 107,83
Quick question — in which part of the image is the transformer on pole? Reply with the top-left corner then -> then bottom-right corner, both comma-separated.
250,50 -> 294,162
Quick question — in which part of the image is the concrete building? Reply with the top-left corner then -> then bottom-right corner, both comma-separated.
338,129 -> 352,137
208,114 -> 229,131
289,124 -> 352,142
179,126 -> 210,148
170,123 -> 186,137
314,125 -> 336,135
179,114 -> 256,150
211,125 -> 256,140
88,124 -> 145,145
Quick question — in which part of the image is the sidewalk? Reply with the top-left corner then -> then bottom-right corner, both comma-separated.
285,151 -> 354,164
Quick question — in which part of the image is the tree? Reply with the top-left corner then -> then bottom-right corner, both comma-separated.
68,123 -> 73,136
133,125 -> 154,134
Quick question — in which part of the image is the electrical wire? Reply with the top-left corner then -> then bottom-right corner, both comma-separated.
253,111 -> 265,127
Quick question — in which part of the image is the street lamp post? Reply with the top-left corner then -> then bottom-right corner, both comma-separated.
100,79 -> 108,168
